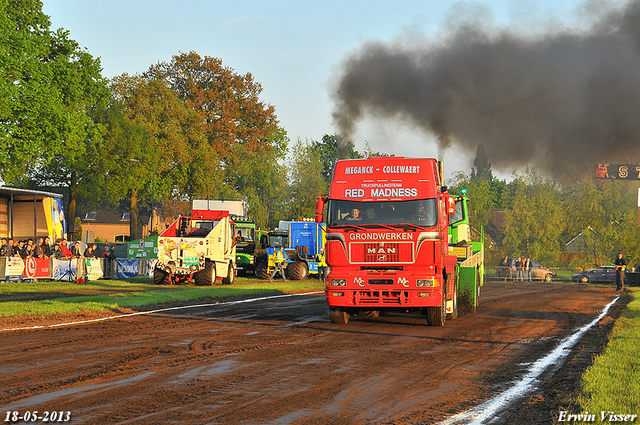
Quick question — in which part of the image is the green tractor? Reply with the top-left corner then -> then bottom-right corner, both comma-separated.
231,215 -> 258,276
448,190 -> 484,313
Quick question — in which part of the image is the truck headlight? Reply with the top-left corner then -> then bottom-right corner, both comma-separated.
330,279 -> 347,287
416,279 -> 438,287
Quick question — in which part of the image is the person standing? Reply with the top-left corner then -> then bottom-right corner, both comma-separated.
107,245 -> 117,279
614,252 -> 627,291
269,246 -> 288,282
317,248 -> 328,283
0,238 -> 10,257
34,238 -> 44,258
71,242 -> 82,258
42,237 -> 52,257
499,256 -> 508,279
523,258 -> 531,281
60,239 -> 73,258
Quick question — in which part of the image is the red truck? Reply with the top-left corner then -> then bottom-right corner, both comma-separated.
316,157 -> 459,325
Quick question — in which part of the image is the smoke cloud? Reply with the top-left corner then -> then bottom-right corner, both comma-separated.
332,1 -> 640,176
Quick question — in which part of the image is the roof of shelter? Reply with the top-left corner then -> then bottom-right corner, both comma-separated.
0,186 -> 63,200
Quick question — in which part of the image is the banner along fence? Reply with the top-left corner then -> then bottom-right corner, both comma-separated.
0,257 -> 157,282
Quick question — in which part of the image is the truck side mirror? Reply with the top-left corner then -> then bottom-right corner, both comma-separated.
315,195 -> 326,223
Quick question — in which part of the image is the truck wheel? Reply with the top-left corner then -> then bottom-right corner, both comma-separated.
426,292 -> 446,326
222,263 -> 235,285
195,261 -> 216,286
330,307 -> 349,324
154,268 -> 169,285
359,310 -> 379,318
256,262 -> 269,280
287,261 -> 308,280
447,280 -> 458,320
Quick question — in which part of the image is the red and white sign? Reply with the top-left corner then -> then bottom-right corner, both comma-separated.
23,257 -> 50,279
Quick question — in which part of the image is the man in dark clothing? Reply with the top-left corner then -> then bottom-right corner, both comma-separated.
614,253 -> 627,291
0,238 -> 11,257
42,237 -> 52,257
104,245 -> 116,279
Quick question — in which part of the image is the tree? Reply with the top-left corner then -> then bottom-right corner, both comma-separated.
225,125 -> 289,228
108,73 -> 211,239
287,139 -> 328,220
310,134 -> 363,185
564,178 -> 639,267
470,144 -> 493,181
0,1 -> 107,183
146,52 -> 283,194
501,169 -> 565,264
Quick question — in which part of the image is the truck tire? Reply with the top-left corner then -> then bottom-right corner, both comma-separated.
426,291 -> 446,326
195,261 -> 216,286
256,262 -> 269,280
154,268 -> 169,285
287,261 -> 308,280
330,307 -> 349,324
222,263 -> 235,285
359,310 -> 379,318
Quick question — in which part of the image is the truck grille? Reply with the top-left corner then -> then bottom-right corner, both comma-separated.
349,242 -> 414,264
355,290 -> 409,304
368,279 -> 394,285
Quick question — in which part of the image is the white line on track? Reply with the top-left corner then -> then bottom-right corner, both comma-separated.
437,295 -> 620,425
1,291 -> 325,332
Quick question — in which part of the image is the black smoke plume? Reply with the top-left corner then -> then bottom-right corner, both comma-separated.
332,1 -> 640,176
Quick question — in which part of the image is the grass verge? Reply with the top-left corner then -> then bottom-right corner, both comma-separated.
0,277 -> 325,318
574,287 -> 640,421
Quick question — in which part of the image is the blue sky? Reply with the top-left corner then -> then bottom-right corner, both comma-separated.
42,0 -> 605,179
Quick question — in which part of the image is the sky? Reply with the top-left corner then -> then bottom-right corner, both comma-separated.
42,0 -> 608,181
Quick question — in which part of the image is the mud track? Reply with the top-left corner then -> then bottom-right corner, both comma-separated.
0,281 -> 625,424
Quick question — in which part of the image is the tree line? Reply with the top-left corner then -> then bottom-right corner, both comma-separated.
449,145 -> 640,269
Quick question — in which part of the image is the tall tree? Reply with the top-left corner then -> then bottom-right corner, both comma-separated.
501,169 -> 565,264
146,52 -> 282,193
0,1 -> 107,184
108,73 -> 210,238
287,139 -> 328,220
225,126 -> 289,228
470,144 -> 493,181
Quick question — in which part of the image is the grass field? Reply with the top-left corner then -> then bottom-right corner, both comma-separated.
574,287 -> 640,421
0,276 -> 325,318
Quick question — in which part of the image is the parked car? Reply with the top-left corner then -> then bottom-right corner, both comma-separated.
572,266 -> 623,284
496,257 -> 556,282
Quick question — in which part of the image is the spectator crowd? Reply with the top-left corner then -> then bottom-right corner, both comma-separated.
0,238 -> 118,279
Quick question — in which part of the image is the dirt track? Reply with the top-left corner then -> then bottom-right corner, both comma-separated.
0,281 -> 626,424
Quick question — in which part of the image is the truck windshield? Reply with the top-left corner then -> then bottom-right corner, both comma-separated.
327,199 -> 438,227
269,235 -> 287,248
235,227 -> 255,242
